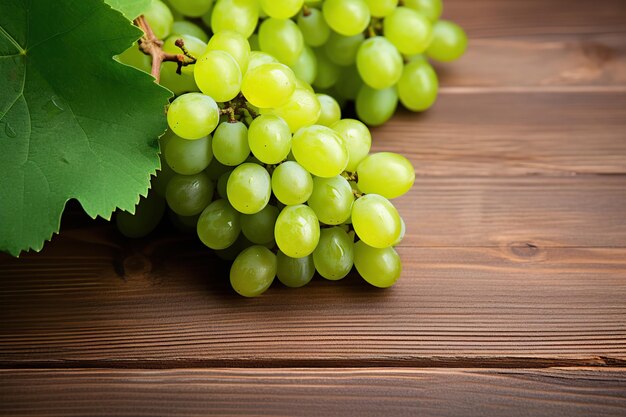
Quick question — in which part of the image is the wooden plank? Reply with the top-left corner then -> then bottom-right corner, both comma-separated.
1,226 -> 625,365
1,368 -> 625,417
443,0 -> 626,38
371,93 -> 626,176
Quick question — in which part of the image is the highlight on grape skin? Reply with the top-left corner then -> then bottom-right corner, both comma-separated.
116,0 -> 467,296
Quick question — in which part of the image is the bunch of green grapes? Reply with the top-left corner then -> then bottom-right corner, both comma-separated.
116,0 -> 438,297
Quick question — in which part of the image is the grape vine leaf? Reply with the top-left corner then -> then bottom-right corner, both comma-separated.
0,0 -> 172,256
105,0 -> 151,19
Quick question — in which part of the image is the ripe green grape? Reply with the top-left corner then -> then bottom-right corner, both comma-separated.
230,246 -> 277,297
227,163 -> 271,214
323,0 -> 370,36
354,241 -> 401,288
165,134 -> 213,175
313,227 -> 354,280
171,20 -> 209,42
276,251 -> 315,288
241,63 -> 297,108
166,172 -> 214,216
312,49 -> 341,89
216,170 -> 232,198
212,121 -> 249,166
194,50 -> 242,102
356,36 -> 403,90
316,94 -> 341,127
351,194 -> 402,248
271,161 -> 314,205
357,152 -> 415,199
364,0 -> 397,17
163,35 -> 206,77
152,158 -> 176,198
403,0 -> 442,21
397,59 -> 438,111
307,176 -> 354,225
324,32 -> 364,67
355,85 -> 398,126
263,88 -> 321,133
426,20 -> 468,62
211,0 -> 259,38
205,157 -> 231,180
291,125 -> 348,178
247,51 -> 278,72
247,115 -> 292,164
116,43 -> 151,73
334,65 -> 362,100
206,30 -> 250,73
297,7 -> 331,47
260,0 -> 304,19
160,63 -> 199,95
168,0 -> 214,17
275,205 -> 320,258
259,18 -> 304,66
383,7 -> 433,55
331,118 -> 371,172
197,199 -> 241,250
167,93 -> 219,139
248,33 -> 260,51
241,204 -> 280,244
116,191 -> 166,238
143,0 -> 174,39
289,46 -> 317,85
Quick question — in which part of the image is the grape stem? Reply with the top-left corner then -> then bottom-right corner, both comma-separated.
134,15 -> 197,83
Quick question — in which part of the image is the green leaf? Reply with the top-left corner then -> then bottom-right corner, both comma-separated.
0,0 -> 172,256
105,0 -> 151,19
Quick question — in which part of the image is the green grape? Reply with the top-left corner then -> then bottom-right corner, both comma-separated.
275,205 -> 320,258
393,216 -> 406,246
200,2 -> 214,28
116,43 -> 151,73
276,251 -> 315,288
357,152 -> 415,199
355,85 -> 398,126
241,63 -> 297,108
364,0 -> 397,17
230,246 -> 277,297
331,119 -> 371,172
289,46 -> 317,85
356,36 -> 403,89
205,157 -> 231,180
166,172 -> 214,216
143,0 -> 174,39
324,32 -> 364,66
247,51 -> 278,72
307,176 -> 353,225
206,30 -> 251,73
216,170 -> 232,198
196,199 -> 241,250
227,163 -> 272,214
241,204 -> 280,244
333,65 -> 362,100
165,134 -> 213,175
271,161 -> 314,205
194,50 -> 242,102
316,94 -> 341,127
291,125 -> 348,178
164,0 -> 184,19
351,194 -> 402,248
312,49 -> 340,89
296,79 -> 315,93
168,0 -> 213,17
260,0 -> 304,18
248,33 -> 260,50
383,7 -> 432,55
160,63 -> 199,95
164,34 -> 207,75
403,0 -> 442,21
262,88 -> 321,133
152,157 -> 176,198
313,227 -> 354,280
247,115 -> 292,164
211,0 -> 259,38
212,121 -> 249,166
322,0 -> 370,36
354,241 -> 401,288
397,59 -> 438,111
116,192 -> 166,238
297,7 -> 330,47
167,93 -> 219,139
171,20 -> 209,42
426,20 -> 468,62
259,18 -> 304,66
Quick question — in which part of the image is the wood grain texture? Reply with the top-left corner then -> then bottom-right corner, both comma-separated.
1,368 -> 625,417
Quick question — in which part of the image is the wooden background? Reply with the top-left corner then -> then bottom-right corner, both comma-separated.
1,0 -> 626,415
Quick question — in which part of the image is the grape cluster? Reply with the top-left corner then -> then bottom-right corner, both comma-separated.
114,0 -> 467,296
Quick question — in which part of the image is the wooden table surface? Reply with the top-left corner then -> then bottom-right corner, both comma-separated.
2,0 -> 626,415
